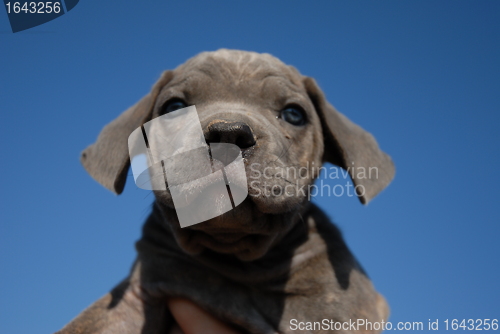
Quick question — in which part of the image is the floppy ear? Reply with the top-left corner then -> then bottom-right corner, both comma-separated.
303,77 -> 395,204
81,71 -> 174,194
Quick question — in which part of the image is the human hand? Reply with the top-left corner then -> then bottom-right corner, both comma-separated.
167,297 -> 242,334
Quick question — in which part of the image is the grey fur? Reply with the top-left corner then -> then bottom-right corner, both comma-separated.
58,49 -> 394,334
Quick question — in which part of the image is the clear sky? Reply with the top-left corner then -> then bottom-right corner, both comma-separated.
1,1 -> 499,333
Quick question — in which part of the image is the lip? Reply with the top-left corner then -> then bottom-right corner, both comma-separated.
206,232 -> 248,244
188,221 -> 265,244
187,229 -> 254,253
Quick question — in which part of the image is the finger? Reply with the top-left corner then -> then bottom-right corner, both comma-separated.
169,323 -> 185,334
167,297 -> 241,334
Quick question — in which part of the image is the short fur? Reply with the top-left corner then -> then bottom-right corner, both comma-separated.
57,49 -> 394,334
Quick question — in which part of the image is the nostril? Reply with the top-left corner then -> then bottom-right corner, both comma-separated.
206,131 -> 221,144
205,121 -> 256,149
235,134 -> 254,149
233,123 -> 256,149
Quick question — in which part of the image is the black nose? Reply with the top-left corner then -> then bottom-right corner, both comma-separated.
205,120 -> 256,149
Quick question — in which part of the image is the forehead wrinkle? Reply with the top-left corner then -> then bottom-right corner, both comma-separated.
235,53 -> 261,81
190,64 -> 301,93
211,51 -> 272,81
260,75 -> 304,95
191,54 -> 293,85
164,74 -> 190,91
171,58 -> 305,106
193,66 -> 218,80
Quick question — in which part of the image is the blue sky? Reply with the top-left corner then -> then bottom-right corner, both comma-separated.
1,1 -> 499,333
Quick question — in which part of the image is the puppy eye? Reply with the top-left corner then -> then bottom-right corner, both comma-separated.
280,106 -> 306,126
161,99 -> 187,114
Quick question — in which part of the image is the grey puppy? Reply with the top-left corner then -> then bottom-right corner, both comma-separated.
57,49 -> 395,334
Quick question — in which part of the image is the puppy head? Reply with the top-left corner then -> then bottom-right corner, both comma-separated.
81,49 -> 394,261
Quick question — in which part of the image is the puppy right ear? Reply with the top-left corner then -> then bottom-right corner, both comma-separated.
304,77 -> 395,204
81,71 -> 174,194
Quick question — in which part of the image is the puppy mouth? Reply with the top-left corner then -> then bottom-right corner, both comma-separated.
159,196 -> 295,261
203,231 -> 248,244
186,229 -> 271,256
193,230 -> 253,248
186,204 -> 260,245
179,199 -> 275,255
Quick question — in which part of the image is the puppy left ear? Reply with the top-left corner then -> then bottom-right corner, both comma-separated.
81,71 -> 174,194
304,77 -> 395,204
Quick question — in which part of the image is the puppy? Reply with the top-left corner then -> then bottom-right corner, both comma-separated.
57,49 -> 395,334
